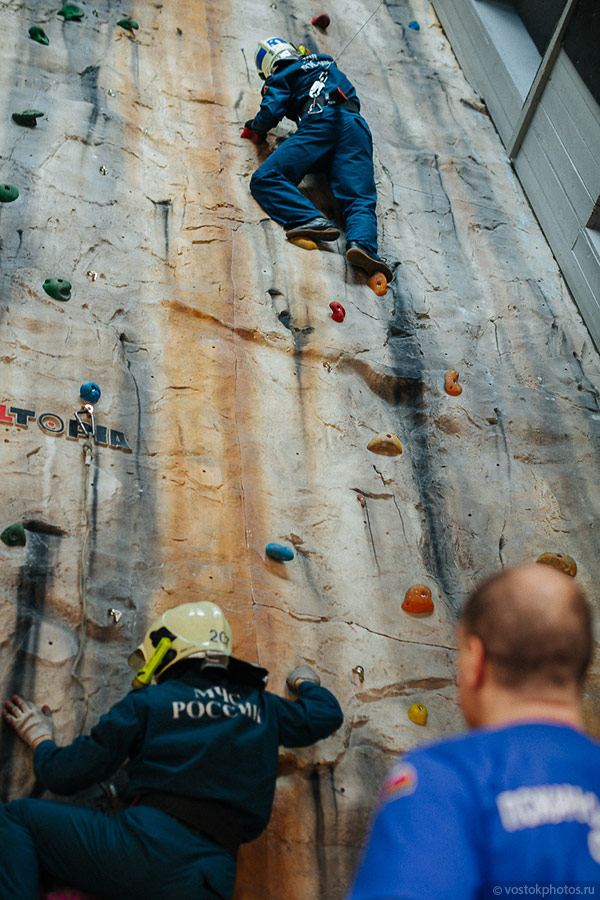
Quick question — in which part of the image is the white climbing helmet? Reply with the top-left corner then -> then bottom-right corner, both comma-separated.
254,37 -> 301,80
128,601 -> 233,687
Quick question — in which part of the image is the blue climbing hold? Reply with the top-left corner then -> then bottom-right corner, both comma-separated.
266,543 -> 294,562
408,20 -> 420,30
80,382 -> 101,404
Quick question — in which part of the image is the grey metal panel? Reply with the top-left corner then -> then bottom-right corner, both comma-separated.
571,232 -> 600,340
432,0 -> 600,345
521,101 -> 594,224
472,0 -> 540,100
432,0 -> 524,142
514,138 -> 580,249
544,54 -> 600,196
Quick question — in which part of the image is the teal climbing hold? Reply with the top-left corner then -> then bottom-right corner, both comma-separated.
29,25 -> 49,45
0,185 -> 19,203
1,524 -> 27,547
117,17 -> 139,31
80,382 -> 101,404
12,110 -> 44,128
266,543 -> 294,562
43,278 -> 72,301
408,20 -> 420,30
58,3 -> 85,20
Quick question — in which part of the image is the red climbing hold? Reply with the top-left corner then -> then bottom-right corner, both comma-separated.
329,301 -> 345,322
311,13 -> 330,29
241,127 -> 264,145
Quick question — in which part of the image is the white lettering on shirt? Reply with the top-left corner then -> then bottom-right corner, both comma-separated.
171,693 -> 261,724
497,784 -> 600,863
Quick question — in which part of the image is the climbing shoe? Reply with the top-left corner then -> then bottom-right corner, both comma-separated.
346,242 -> 393,282
286,217 -> 340,242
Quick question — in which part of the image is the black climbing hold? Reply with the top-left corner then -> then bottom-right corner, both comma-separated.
117,17 -> 139,31
80,382 -> 101,404
58,3 -> 85,20
0,185 -> 19,203
29,25 -> 49,45
43,278 -> 72,301
1,524 -> 27,547
12,110 -> 44,128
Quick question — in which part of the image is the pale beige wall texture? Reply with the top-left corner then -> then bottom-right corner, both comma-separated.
1,0 -> 599,898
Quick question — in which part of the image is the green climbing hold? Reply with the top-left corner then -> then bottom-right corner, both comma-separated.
29,25 -> 49,45
12,110 -> 44,128
58,3 -> 85,20
117,17 -> 139,31
1,524 -> 27,547
43,278 -> 72,301
0,185 -> 19,203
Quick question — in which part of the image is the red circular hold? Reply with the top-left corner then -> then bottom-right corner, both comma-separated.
329,301 -> 345,322
312,13 -> 330,28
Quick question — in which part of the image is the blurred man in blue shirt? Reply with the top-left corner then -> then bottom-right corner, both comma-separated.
347,563 -> 599,900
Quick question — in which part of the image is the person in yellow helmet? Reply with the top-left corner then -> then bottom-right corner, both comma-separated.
1,601 -> 343,900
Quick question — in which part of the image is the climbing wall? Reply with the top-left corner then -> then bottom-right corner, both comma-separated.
1,0 -> 600,897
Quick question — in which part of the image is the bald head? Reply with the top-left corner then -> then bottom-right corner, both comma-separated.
461,564 -> 592,691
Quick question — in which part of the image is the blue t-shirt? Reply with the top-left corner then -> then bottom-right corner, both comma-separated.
34,671 -> 343,842
347,723 -> 600,900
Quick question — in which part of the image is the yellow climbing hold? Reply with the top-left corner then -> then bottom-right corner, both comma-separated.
536,552 -> 577,578
408,702 -> 427,725
287,236 -> 318,251
367,432 -> 403,456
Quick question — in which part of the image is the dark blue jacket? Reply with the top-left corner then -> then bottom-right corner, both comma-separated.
249,54 -> 360,134
33,668 -> 343,842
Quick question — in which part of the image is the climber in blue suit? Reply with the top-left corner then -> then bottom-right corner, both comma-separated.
0,602 -> 343,900
244,37 -> 393,282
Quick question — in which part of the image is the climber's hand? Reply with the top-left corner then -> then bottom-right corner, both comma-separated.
286,665 -> 321,694
241,122 -> 265,144
3,695 -> 54,749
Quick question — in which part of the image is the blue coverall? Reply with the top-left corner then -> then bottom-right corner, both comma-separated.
248,54 -> 379,254
0,667 -> 343,900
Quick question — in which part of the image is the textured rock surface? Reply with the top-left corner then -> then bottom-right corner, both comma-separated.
1,0 -> 600,897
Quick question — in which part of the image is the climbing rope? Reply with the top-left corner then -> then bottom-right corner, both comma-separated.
70,406 -> 94,736
332,0 -> 385,64
305,0 -> 386,112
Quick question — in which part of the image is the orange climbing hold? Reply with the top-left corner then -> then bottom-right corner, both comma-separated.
536,552 -> 577,578
402,584 -> 434,614
408,702 -> 427,725
445,369 -> 462,396
367,271 -> 387,296
287,236 -> 318,251
367,432 -> 403,456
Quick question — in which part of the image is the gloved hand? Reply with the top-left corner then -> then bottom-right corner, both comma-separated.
286,665 -> 321,694
241,121 -> 265,145
3,695 -> 54,749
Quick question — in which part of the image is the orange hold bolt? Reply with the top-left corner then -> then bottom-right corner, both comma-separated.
444,369 -> 462,396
